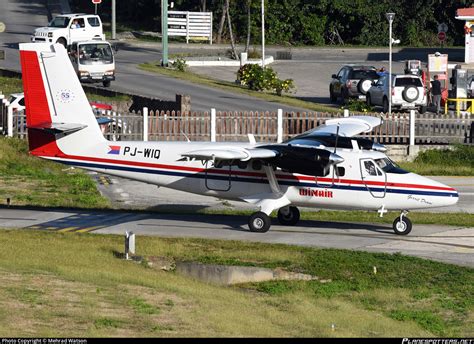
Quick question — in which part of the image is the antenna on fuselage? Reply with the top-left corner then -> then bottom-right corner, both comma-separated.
333,122 -> 340,154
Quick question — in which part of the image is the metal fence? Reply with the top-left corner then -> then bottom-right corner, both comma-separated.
2,106 -> 473,145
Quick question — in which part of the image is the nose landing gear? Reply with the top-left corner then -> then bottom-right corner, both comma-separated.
393,211 -> 412,235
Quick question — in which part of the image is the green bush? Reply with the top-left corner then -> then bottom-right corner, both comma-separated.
236,64 -> 296,96
342,99 -> 374,113
171,57 -> 187,72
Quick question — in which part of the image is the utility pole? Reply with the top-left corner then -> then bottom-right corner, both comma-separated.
112,0 -> 116,40
261,0 -> 265,69
162,0 -> 169,66
386,12 -> 395,117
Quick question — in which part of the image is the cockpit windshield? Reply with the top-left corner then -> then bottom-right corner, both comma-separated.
374,157 -> 408,174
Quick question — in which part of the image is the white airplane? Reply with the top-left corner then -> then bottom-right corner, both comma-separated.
18,43 -> 459,235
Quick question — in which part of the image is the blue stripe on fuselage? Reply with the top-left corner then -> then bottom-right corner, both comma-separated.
59,159 -> 458,198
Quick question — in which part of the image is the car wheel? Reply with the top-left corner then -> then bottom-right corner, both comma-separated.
366,93 -> 372,106
382,97 -> 389,113
56,38 -> 67,48
103,80 -> 111,87
329,86 -> 337,102
341,88 -> 349,105
358,78 -> 373,95
402,86 -> 419,103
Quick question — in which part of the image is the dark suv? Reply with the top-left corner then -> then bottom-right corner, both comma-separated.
329,65 -> 380,104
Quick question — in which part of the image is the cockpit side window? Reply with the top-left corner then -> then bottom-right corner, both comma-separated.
364,161 -> 378,176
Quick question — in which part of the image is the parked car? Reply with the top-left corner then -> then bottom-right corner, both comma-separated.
329,65 -> 380,104
31,13 -> 105,47
366,74 -> 427,113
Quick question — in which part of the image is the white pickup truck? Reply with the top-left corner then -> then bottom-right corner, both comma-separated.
31,13 -> 105,47
68,40 -> 116,87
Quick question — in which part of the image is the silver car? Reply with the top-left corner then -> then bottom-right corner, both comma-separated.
366,74 -> 427,113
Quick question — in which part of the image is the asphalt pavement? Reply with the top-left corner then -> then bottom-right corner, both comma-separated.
1,206 -> 472,268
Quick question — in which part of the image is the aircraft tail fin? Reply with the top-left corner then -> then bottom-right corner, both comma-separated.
19,43 -> 105,157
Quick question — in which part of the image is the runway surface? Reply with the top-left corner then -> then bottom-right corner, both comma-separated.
0,207 -> 472,268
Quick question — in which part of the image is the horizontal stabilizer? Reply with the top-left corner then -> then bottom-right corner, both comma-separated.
28,122 -> 87,135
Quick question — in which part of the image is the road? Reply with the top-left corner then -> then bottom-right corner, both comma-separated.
0,0 -> 465,112
1,207 -> 472,268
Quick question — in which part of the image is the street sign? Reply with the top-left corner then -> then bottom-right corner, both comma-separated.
437,22 -> 448,33
438,31 -> 446,42
92,0 -> 102,4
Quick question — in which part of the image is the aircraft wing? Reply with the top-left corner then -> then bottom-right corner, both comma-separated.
182,147 -> 277,161
309,115 -> 382,137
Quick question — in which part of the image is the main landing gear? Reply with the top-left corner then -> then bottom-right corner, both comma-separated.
392,211 -> 412,235
248,206 -> 301,233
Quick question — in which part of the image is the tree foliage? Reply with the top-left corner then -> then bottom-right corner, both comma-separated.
71,0 -> 469,46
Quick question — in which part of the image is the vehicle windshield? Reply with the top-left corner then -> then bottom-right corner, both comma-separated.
395,77 -> 422,87
374,157 -> 409,174
352,70 -> 379,79
48,17 -> 70,28
78,43 -> 113,65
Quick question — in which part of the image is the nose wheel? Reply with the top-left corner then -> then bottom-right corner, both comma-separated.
393,212 -> 412,235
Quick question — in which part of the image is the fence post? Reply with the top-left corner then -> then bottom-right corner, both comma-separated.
7,103 -> 13,138
210,108 -> 216,142
409,110 -> 415,146
143,107 -> 148,142
277,109 -> 283,143
344,109 -> 349,117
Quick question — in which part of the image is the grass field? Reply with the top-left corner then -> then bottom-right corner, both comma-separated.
0,137 -> 109,208
0,229 -> 472,337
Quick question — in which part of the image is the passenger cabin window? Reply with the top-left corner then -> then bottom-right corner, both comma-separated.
336,166 -> 345,177
88,17 -> 100,27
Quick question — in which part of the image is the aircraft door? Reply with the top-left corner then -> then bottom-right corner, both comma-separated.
359,158 -> 386,198
204,160 -> 232,192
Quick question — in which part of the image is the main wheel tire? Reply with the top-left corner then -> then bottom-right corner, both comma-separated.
56,37 -> 67,48
393,216 -> 412,235
277,206 -> 300,226
103,80 -> 111,87
329,87 -> 337,102
382,97 -> 389,113
248,212 -> 271,233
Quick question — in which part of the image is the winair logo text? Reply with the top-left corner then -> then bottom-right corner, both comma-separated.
299,188 -> 333,198
123,146 -> 161,160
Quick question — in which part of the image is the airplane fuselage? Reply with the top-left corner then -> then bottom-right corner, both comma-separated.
47,140 -> 459,212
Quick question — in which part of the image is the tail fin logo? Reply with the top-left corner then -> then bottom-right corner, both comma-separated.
56,89 -> 75,103
108,145 -> 121,155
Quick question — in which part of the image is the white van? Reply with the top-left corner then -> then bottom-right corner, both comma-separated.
32,14 -> 105,47
69,40 -> 115,87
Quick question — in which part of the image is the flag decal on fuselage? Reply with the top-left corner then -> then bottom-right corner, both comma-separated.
108,146 -> 121,155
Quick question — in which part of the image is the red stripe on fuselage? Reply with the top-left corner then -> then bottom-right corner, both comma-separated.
53,153 -> 456,192
20,49 -> 61,157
